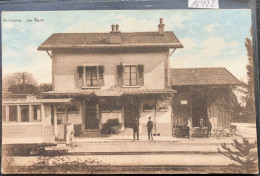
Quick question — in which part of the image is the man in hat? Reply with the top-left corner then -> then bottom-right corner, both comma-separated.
147,117 -> 153,141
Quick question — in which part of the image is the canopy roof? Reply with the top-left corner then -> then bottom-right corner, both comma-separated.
42,88 -> 176,97
3,98 -> 75,104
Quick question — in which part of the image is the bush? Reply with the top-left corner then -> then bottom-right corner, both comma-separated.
101,118 -> 121,135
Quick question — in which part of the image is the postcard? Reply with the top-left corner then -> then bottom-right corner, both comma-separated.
1,9 -> 258,174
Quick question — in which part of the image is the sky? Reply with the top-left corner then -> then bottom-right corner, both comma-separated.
2,10 -> 252,84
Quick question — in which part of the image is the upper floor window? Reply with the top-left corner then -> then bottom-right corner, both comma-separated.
124,66 -> 137,86
77,65 -> 104,88
86,66 -> 98,86
117,65 -> 144,87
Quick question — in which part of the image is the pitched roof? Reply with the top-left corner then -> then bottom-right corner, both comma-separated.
170,68 -> 242,86
38,32 -> 183,50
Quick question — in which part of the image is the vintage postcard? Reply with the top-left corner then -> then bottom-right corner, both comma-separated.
1,10 -> 258,174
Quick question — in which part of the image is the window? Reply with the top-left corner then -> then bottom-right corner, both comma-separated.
57,105 -> 65,114
77,65 -> 104,88
9,105 -> 18,122
117,65 -> 144,87
124,66 -> 137,86
2,105 -> 6,122
32,105 -> 41,121
20,105 -> 29,122
86,66 -> 98,86
143,103 -> 153,112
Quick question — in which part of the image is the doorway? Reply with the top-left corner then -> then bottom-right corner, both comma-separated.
85,104 -> 99,129
124,103 -> 139,128
192,94 -> 208,127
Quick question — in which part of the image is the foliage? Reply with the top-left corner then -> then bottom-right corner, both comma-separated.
8,84 -> 38,94
237,28 -> 256,122
31,155 -> 109,174
2,156 -> 15,171
101,118 -> 121,135
217,138 -> 258,173
156,94 -> 174,110
38,83 -> 52,93
3,72 -> 37,90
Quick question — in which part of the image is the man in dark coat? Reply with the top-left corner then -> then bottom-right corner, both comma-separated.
133,118 -> 139,141
146,117 -> 153,141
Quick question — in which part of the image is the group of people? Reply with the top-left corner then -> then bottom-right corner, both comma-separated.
132,117 -> 153,141
132,116 -> 213,140
184,118 -> 212,138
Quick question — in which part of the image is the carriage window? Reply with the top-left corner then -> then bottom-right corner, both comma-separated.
20,105 -> 29,122
32,105 -> 41,121
2,105 -> 6,122
9,105 -> 18,122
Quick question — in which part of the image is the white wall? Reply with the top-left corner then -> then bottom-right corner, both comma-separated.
52,49 -> 168,91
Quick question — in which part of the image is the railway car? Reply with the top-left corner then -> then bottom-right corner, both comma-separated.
2,94 -> 76,155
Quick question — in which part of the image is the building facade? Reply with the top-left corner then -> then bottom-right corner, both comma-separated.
170,68 -> 242,129
38,18 -> 183,139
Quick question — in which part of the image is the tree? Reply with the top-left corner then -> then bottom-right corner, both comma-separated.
8,84 -> 38,95
244,27 -> 256,122
38,83 -> 52,93
3,72 -> 37,91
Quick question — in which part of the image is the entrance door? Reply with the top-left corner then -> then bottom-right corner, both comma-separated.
192,94 -> 207,127
124,103 -> 139,128
85,105 -> 99,129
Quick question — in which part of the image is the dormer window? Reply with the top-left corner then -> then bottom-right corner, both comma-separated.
77,65 -> 104,88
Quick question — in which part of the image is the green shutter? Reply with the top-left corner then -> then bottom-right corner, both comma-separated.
137,65 -> 144,86
117,65 -> 123,87
98,66 -> 104,86
77,66 -> 83,88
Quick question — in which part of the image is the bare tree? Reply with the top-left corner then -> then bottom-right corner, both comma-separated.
2,72 -> 37,90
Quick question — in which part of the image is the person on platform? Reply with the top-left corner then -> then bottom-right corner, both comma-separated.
185,119 -> 191,138
205,118 -> 212,137
133,118 -> 139,141
146,117 -> 153,141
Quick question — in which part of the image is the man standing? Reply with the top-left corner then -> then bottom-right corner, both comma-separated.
185,119 -> 191,138
147,117 -> 153,141
133,118 -> 139,141
205,118 -> 212,137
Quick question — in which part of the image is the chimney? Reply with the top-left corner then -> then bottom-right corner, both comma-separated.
110,24 -> 121,44
158,18 -> 165,35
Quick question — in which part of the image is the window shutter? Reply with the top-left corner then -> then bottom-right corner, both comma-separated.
117,65 -> 123,87
98,66 -> 104,86
137,65 -> 144,86
77,66 -> 83,88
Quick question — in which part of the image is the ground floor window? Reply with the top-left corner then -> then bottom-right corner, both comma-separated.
143,103 -> 153,112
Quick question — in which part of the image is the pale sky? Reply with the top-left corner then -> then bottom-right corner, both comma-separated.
2,10 -> 252,84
